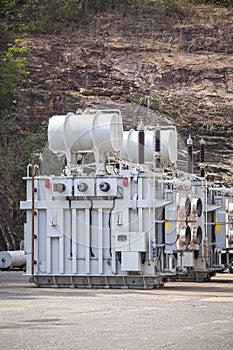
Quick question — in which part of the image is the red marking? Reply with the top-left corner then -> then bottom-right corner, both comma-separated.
45,178 -> 50,189
123,177 -> 129,187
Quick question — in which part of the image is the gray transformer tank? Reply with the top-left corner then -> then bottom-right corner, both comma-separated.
20,108 -> 232,288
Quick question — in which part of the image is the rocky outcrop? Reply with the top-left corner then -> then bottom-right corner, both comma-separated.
18,5 -> 233,178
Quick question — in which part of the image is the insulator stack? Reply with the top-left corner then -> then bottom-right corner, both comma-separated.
138,121 -> 145,164
187,135 -> 193,174
154,128 -> 161,169
200,138 -> 205,177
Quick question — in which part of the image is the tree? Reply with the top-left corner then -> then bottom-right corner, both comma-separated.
0,39 -> 28,111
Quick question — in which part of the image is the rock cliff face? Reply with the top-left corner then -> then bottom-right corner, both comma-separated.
1,2 -> 233,249
18,4 -> 233,178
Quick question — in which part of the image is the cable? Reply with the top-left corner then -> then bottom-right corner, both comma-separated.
164,236 -> 179,246
89,198 -> 95,257
113,161 -> 120,175
68,199 -> 72,258
104,159 -> 111,175
158,246 -> 162,270
108,196 -> 117,257
117,185 -> 123,199
108,187 -> 123,257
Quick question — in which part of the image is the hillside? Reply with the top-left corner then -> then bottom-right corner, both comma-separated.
18,3 -> 233,177
0,1 -> 233,249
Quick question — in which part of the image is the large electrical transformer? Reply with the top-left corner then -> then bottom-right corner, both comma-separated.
20,108 -> 233,288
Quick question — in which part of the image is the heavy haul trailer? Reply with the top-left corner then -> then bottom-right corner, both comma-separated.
20,108 -> 227,288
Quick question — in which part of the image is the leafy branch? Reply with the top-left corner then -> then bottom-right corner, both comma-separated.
0,39 -> 29,110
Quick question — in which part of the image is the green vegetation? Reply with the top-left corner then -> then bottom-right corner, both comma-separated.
24,120 -> 48,162
0,0 -> 83,33
0,39 -> 28,110
0,0 -> 125,33
0,37 -> 28,176
1,1 -> 232,34
0,38 -> 29,248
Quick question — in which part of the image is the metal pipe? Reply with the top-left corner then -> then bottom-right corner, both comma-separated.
27,164 -> 32,177
145,125 -> 176,131
148,176 -> 152,262
31,154 -> 35,276
200,138 -> 205,177
209,187 -> 233,194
